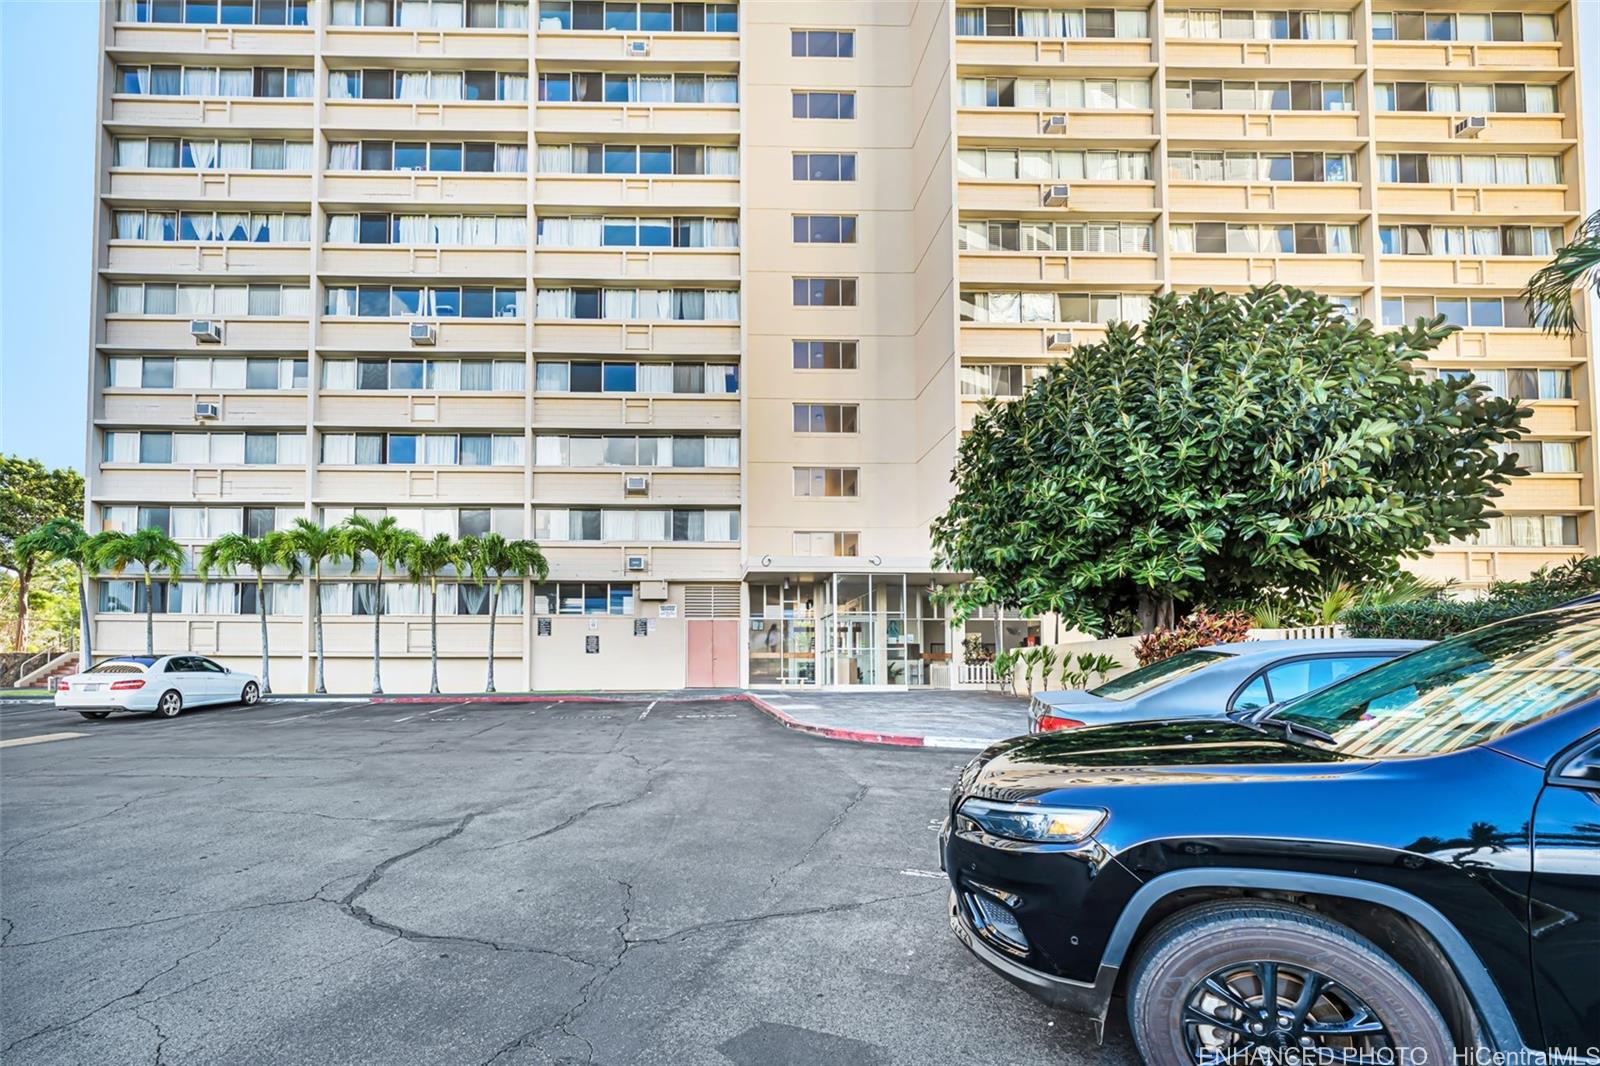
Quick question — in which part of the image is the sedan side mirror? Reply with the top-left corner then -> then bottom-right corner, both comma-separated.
1554,746 -> 1600,786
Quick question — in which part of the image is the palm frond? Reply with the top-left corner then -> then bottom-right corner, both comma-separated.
1523,209 -> 1600,335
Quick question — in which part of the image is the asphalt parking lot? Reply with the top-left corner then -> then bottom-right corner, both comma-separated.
0,695 -> 1137,1066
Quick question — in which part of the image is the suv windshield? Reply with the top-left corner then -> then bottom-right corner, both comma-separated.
1089,650 -> 1231,701
1271,607 -> 1600,757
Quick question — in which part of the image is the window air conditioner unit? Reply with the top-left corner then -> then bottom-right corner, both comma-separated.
628,39 -> 650,56
189,319 -> 223,344
624,473 -> 650,495
625,554 -> 648,572
194,401 -> 221,421
1046,331 -> 1074,351
1041,184 -> 1071,207
1453,115 -> 1487,138
1041,114 -> 1068,134
409,322 -> 437,346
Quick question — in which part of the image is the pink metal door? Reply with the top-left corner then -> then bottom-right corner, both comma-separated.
686,620 -> 740,687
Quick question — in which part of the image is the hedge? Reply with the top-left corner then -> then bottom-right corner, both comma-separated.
1342,557 -> 1600,640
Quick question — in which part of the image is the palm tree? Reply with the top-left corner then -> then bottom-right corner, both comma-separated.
275,518 -> 345,694
461,534 -> 548,693
198,531 -> 287,695
335,515 -> 408,694
16,518 -> 99,671
1523,208 -> 1600,335
92,527 -> 185,657
400,533 -> 460,695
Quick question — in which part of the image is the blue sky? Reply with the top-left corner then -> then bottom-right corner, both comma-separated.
1,4 -> 1596,472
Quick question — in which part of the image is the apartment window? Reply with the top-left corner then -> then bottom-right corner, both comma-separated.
793,467 -> 858,497
792,152 -> 857,182
535,2 -> 734,31
105,430 -> 304,465
536,215 -> 735,249
536,142 -> 736,176
329,213 -> 528,246
960,364 -> 1043,397
115,210 -> 311,244
1381,224 -> 1564,258
108,282 -> 310,317
792,340 -> 858,370
1167,151 -> 1353,184
1165,79 -> 1354,112
536,71 -> 735,104
320,432 -> 524,466
792,91 -> 856,120
116,0 -> 309,24
331,0 -> 531,26
792,404 -> 859,433
1381,296 -> 1533,330
1376,82 -> 1558,115
1372,11 -> 1556,43
117,65 -> 313,98
533,360 -> 735,394
792,215 -> 857,244
958,219 -> 1153,253
111,355 -> 305,390
960,290 -> 1150,325
1378,153 -> 1561,186
792,278 -> 857,307
324,285 -> 525,318
956,148 -> 1151,182
330,67 -> 529,101
533,287 -> 738,321
792,29 -> 853,56
792,531 -> 859,557
1496,441 -> 1578,475
532,435 -> 738,468
957,76 -> 1150,110
1165,9 -> 1350,39
955,6 -> 1148,38
1437,367 -> 1572,401
328,140 -> 526,173
112,137 -> 312,171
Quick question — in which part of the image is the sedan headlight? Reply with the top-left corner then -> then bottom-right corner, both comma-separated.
958,798 -> 1106,843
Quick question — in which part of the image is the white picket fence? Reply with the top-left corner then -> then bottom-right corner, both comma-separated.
1246,625 -> 1347,640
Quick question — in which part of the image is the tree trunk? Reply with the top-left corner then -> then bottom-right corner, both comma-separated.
370,568 -> 383,695
485,580 -> 498,694
313,566 -> 327,694
13,561 -> 31,652
429,579 -> 440,695
1136,590 -> 1177,634
143,573 -> 155,656
77,565 -> 92,672
256,575 -> 272,694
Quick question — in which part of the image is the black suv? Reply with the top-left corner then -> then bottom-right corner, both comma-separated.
943,603 -> 1600,1064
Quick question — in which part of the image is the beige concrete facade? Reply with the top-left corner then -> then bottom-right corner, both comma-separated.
87,0 -> 1594,691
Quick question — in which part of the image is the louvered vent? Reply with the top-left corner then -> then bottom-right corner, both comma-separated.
683,584 -> 741,618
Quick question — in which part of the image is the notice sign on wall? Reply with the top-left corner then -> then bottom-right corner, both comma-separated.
585,634 -> 600,654
634,618 -> 650,637
658,604 -> 679,619
537,618 -> 552,637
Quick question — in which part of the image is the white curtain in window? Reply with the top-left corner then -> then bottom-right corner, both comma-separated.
277,434 -> 306,465
638,364 -> 672,393
178,285 -> 213,316
107,432 -> 140,463
327,215 -> 358,243
1428,155 -> 1462,183
329,71 -> 358,99
1060,10 -> 1085,36
320,583 -> 354,615
115,212 -> 145,240
630,510 -> 664,541
323,360 -> 357,389
215,286 -> 248,315
705,146 -> 738,176
495,216 -> 527,245
705,437 -> 739,467
173,433 -> 210,464
537,217 -> 571,246
709,219 -> 738,247
1528,156 -> 1559,184
209,358 -> 243,389
1496,156 -> 1529,184
429,360 -> 462,390
602,511 -> 634,541
496,144 -> 527,172
1427,84 -> 1458,112
570,217 -> 603,247
534,364 -> 567,392
705,290 -> 739,321
431,72 -> 463,100
537,144 -> 571,173
186,139 -> 219,169
500,74 -> 529,101
391,215 -> 428,243
115,139 -> 148,167
705,75 -> 737,103
1115,9 -> 1147,36
463,216 -> 497,246
220,140 -> 251,169
219,68 -> 252,96
536,288 -> 570,318
423,435 -> 457,464
287,70 -> 314,97
182,68 -> 217,96
1459,154 -> 1493,184
534,436 -> 566,465
603,289 -> 637,320
1458,84 -> 1493,113
328,142 -> 360,170
108,356 -> 141,387
958,79 -> 985,108
1467,227 -> 1499,255
321,434 -> 356,464
639,289 -> 673,319
281,287 -> 311,316
1328,225 -> 1355,254
172,358 -> 208,389
397,72 -> 431,100
492,362 -> 524,391
492,436 -> 524,465
210,433 -> 244,464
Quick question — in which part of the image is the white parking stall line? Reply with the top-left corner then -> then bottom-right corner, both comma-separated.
0,732 -> 89,749
394,701 -> 480,724
638,700 -> 658,721
898,869 -> 946,880
269,702 -> 365,724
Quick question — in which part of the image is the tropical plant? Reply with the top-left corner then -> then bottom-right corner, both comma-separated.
16,518 -> 97,668
1133,606 -> 1253,668
1031,646 -> 1058,697
92,527 -> 185,657
961,633 -> 992,664
1059,651 -> 1122,690
1,457 -> 84,652
335,515 -> 411,694
932,286 -> 1528,635
459,534 -> 549,693
198,531 -> 288,694
989,648 -> 1019,695
1522,208 -> 1600,335
400,533 -> 461,695
1311,581 -> 1359,625
275,518 -> 345,694
1250,599 -> 1288,630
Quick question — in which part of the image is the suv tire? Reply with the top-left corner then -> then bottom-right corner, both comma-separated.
1127,900 -> 1455,1066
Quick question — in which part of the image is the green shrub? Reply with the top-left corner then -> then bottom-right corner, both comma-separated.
1343,557 -> 1599,640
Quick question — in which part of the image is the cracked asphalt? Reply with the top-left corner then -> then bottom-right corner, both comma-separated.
0,696 -> 1139,1065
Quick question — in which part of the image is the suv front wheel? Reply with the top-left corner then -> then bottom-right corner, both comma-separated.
1127,900 -> 1455,1066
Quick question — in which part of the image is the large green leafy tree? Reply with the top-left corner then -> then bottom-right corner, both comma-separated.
931,286 -> 1529,634
15,518 -> 98,668
0,457 -> 85,651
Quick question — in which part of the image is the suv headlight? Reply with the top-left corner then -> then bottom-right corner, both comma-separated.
957,798 -> 1106,843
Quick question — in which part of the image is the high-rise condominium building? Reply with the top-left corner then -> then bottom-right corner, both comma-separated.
88,0 -> 1593,691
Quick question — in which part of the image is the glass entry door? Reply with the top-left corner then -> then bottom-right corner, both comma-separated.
821,573 -> 907,686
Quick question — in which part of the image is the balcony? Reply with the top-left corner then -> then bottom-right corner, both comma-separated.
533,173 -> 737,209
94,464 -> 306,501
105,95 -> 313,131
1374,112 -> 1571,148
540,543 -> 741,582
956,179 -> 1158,215
93,617 -> 305,659
530,395 -> 739,431
1170,254 -> 1368,288
1372,41 -> 1569,75
531,248 -> 739,283
106,21 -> 313,57
956,108 -> 1155,143
1376,184 -> 1575,218
105,242 -> 312,277
315,466 -> 527,504
532,469 -> 739,505
321,171 -> 528,207
1166,109 -> 1362,143
954,36 -> 1152,68
321,26 -> 529,60
1381,256 -> 1551,291
321,245 -> 527,280
531,320 -> 738,355
535,102 -> 738,137
1167,181 -> 1364,215
957,251 -> 1158,286
1521,403 -> 1583,438
533,31 -> 737,65
322,100 -> 530,135
103,314 -> 309,351
1499,475 -> 1585,512
1408,329 -> 1577,363
105,168 -> 312,203
1164,39 -> 1360,71
960,322 -> 1108,357
1408,544 -> 1590,587
318,317 -> 525,352
102,390 -> 306,427
316,392 -> 526,428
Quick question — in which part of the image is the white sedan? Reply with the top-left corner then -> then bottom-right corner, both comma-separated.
55,655 -> 261,720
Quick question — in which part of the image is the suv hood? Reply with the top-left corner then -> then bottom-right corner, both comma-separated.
960,720 -> 1370,802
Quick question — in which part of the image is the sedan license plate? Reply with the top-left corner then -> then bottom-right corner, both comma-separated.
80,683 -> 102,692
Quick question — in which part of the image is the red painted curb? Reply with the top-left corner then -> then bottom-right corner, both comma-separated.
367,691 -> 933,748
